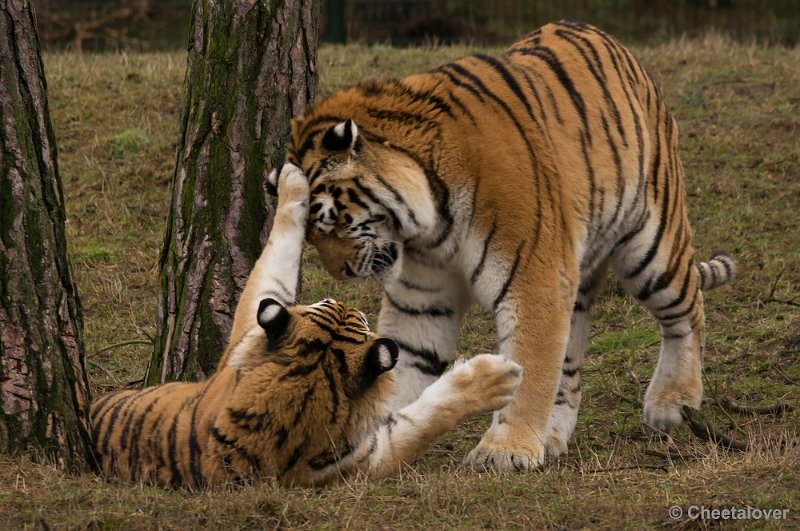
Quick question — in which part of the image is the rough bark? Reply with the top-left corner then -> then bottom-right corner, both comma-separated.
0,0 -> 94,470
145,0 -> 320,384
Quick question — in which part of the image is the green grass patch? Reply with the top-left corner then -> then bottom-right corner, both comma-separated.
1,36 -> 796,528
110,127 -> 151,157
74,243 -> 116,262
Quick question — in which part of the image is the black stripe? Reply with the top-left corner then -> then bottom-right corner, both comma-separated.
188,376 -> 217,488
470,216 -> 497,283
657,288 -> 699,322
515,67 -> 551,130
398,278 -> 440,293
90,391 -> 125,423
696,263 -> 709,291
709,259 -> 719,287
626,163 -> 670,279
114,385 -> 174,453
358,129 -> 454,250
352,179 -> 404,231
656,266 -> 693,311
472,53 -> 538,128
385,292 -> 454,318
394,339 -> 448,376
715,254 -> 733,279
308,443 -> 354,470
493,240 -> 528,309
375,173 -> 418,227
127,395 -> 165,480
562,367 -> 579,378
148,410 -> 167,480
446,60 -> 539,165
97,391 -> 144,457
600,112 -> 626,231
580,128 -> 598,231
210,425 -> 236,447
554,27 -> 627,148
508,44 -> 591,145
433,65 -> 486,103
167,398 -> 192,488
322,360 -> 340,423
305,317 -> 367,345
282,439 -> 308,476
227,406 -> 273,432
345,187 -> 371,211
446,89 -> 477,125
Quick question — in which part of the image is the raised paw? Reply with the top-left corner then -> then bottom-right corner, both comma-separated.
272,163 -> 309,225
464,437 -> 545,473
446,354 -> 522,416
274,163 -> 309,203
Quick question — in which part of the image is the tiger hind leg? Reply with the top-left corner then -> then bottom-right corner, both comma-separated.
544,265 -> 607,456
613,226 -> 706,432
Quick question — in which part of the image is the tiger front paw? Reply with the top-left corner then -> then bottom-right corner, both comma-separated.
271,163 -> 309,224
444,354 -> 522,417
464,436 -> 545,473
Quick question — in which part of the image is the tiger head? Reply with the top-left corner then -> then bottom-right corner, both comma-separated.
226,297 -> 399,449
286,108 -> 440,282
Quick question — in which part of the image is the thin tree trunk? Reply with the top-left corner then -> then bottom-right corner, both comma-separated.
0,0 -> 94,470
146,0 -> 320,384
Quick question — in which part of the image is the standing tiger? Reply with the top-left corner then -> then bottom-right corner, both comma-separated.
89,165 -> 522,487
285,20 -> 736,471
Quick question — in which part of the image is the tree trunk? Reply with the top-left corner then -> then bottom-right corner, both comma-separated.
145,0 -> 320,385
0,0 -> 94,470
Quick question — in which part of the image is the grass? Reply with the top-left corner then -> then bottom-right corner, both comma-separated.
1,33 -> 799,529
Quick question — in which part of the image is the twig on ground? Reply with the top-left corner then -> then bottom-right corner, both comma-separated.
719,396 -> 794,416
126,379 -> 145,388
704,374 -> 746,435
91,339 -> 152,358
586,463 -> 670,473
763,265 -> 800,307
643,449 -> 702,461
681,406 -> 750,451
88,359 -> 121,383
609,388 -> 641,407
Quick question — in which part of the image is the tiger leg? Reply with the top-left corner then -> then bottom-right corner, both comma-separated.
465,268 -> 576,471
224,163 -> 309,356
613,224 -> 705,432
544,265 -> 607,456
316,354 -> 522,483
379,260 -> 471,411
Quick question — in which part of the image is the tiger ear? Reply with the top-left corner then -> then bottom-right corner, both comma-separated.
257,298 -> 291,350
363,338 -> 399,381
322,119 -> 359,153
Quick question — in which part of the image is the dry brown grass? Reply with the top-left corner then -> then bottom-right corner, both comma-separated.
0,33 -> 797,529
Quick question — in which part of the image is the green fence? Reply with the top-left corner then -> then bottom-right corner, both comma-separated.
36,0 -> 800,51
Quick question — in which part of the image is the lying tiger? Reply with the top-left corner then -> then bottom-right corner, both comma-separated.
90,165 -> 522,488
285,20 -> 736,471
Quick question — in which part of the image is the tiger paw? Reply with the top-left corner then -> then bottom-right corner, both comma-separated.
544,433 -> 569,457
644,399 -> 688,433
644,383 -> 702,433
464,436 -> 545,473
443,354 -> 522,417
273,163 -> 309,224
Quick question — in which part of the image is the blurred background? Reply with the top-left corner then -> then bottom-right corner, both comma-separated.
35,0 -> 800,52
